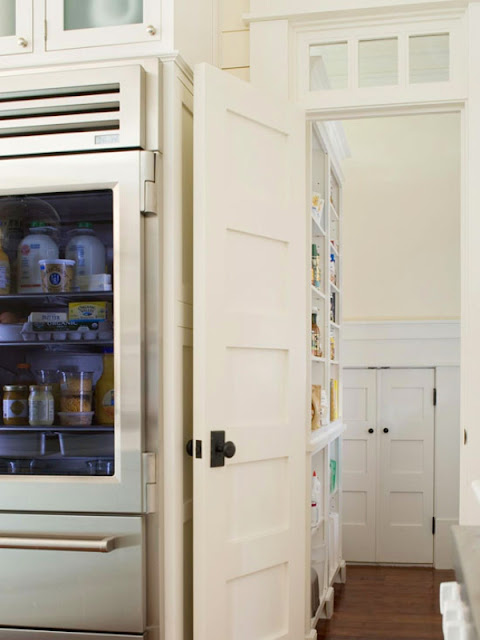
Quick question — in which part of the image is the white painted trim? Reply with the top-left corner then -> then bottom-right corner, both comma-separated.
434,518 -> 459,569
246,0 -> 473,24
343,320 -> 460,367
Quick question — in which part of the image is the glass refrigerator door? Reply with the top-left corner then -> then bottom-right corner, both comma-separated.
0,0 -> 32,55
0,150 -> 147,513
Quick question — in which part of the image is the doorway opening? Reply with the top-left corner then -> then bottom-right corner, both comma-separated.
311,112 -> 461,570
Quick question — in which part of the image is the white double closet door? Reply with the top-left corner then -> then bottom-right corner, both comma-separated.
343,368 -> 435,564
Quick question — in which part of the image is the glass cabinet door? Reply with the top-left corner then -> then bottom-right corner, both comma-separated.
46,0 -> 161,51
0,0 -> 32,56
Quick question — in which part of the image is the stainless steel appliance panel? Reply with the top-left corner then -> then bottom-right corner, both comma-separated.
0,632 -> 144,640
0,513 -> 144,633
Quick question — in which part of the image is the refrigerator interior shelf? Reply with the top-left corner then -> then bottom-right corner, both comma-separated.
0,292 -> 113,306
0,425 -> 114,432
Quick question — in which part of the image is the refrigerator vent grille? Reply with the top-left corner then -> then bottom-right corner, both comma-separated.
0,65 -> 145,157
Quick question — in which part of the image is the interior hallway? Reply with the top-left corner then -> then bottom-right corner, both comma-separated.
317,565 -> 454,640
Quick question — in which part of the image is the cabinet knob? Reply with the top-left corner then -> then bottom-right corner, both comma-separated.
17,37 -> 28,48
368,428 -> 374,434
383,428 -> 389,434
146,25 -> 157,36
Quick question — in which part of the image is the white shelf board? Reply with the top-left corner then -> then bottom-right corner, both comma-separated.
329,560 -> 342,586
330,360 -> 340,365
330,282 -> 340,294
330,203 -> 339,221
311,285 -> 326,300
330,321 -> 340,330
312,356 -> 326,363
330,486 -> 339,498
309,420 -> 346,454
330,242 -> 339,257
310,587 -> 329,629
311,519 -> 325,536
311,213 -> 326,237
311,588 -> 329,628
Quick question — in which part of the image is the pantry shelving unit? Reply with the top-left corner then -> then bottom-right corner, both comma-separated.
308,121 -> 346,634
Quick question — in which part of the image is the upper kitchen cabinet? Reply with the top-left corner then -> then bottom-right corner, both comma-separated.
0,0 -> 214,69
0,0 -> 32,56
45,0 -> 161,51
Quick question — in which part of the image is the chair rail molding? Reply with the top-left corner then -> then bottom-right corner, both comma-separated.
343,320 -> 460,368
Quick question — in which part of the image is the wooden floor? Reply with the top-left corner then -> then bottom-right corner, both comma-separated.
317,565 -> 454,640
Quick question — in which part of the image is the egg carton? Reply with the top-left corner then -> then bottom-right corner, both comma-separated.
21,321 -> 113,342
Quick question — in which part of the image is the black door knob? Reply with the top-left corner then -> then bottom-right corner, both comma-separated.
368,428 -> 374,434
223,441 -> 236,459
383,428 -> 389,434
186,440 -> 193,456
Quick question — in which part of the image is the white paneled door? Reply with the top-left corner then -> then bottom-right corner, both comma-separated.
377,369 -> 434,563
193,64 -> 306,640
343,369 -> 377,562
343,368 -> 434,564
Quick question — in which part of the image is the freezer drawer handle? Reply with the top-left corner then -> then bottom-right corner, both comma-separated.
0,535 -> 116,553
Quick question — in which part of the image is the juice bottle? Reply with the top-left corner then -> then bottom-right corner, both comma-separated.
95,348 -> 114,425
0,228 -> 10,295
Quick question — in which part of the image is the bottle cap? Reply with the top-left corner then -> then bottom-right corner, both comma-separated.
29,384 -> 52,391
312,244 -> 318,256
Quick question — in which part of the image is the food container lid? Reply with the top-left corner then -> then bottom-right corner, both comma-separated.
3,385 -> 28,391
29,384 -> 53,391
38,259 -> 75,266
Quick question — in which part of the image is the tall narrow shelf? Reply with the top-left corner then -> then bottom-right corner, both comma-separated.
307,121 -> 346,634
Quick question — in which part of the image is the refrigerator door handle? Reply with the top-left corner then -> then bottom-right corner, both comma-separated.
0,535 -> 116,553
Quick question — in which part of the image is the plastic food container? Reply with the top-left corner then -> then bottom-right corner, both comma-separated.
60,371 -> 93,394
58,411 -> 94,426
39,259 -> 75,293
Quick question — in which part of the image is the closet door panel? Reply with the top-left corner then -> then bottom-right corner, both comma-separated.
342,369 -> 377,562
377,369 -> 434,563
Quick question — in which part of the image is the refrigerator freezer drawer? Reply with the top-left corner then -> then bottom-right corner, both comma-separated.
0,514 -> 144,634
0,632 -> 144,640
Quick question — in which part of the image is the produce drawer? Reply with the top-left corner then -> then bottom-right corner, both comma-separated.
0,514 -> 144,634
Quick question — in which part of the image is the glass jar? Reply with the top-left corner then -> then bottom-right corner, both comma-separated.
3,385 -> 28,426
28,385 -> 54,426
35,369 -> 61,414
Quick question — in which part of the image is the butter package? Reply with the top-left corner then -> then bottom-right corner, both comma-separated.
68,301 -> 112,324
28,311 -> 68,323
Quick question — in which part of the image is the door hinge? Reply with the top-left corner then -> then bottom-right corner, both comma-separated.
432,516 -> 436,535
142,452 -> 157,514
433,388 -> 437,406
141,151 -> 160,216
44,20 -> 47,40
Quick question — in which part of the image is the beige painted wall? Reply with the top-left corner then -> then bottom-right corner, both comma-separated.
342,114 -> 460,321
219,0 -> 250,78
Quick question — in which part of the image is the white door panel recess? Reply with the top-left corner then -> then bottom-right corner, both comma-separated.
343,368 -> 434,564
193,64 -> 306,640
343,369 -> 377,562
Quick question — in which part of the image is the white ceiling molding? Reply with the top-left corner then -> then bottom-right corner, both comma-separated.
245,0 -> 475,24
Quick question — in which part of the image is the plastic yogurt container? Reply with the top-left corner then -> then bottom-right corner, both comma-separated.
39,259 -> 75,293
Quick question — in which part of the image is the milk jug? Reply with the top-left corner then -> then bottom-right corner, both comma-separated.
17,223 -> 59,293
65,222 -> 106,290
